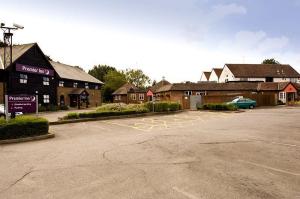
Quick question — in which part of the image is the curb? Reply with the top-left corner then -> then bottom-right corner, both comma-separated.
50,111 -> 185,125
0,133 -> 55,145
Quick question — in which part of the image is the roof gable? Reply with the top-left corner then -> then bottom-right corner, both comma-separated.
0,43 -> 35,69
225,64 -> 300,78
212,68 -> 223,78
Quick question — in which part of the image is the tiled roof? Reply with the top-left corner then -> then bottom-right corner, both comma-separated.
150,80 -> 171,92
0,43 -> 35,69
51,61 -> 103,84
112,83 -> 138,95
212,68 -> 223,78
155,82 -> 298,93
226,64 -> 300,78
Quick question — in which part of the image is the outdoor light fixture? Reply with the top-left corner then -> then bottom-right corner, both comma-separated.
1,22 -> 24,120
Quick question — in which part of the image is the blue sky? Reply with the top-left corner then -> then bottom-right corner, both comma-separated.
1,0 -> 300,82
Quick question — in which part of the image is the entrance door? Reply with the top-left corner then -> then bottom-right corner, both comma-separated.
60,95 -> 65,106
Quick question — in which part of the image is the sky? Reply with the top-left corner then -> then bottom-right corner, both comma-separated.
1,0 -> 300,83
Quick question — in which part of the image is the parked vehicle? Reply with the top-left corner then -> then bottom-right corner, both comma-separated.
0,104 -> 23,117
227,98 -> 257,109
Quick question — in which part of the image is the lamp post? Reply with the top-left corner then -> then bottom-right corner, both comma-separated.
1,22 -> 24,120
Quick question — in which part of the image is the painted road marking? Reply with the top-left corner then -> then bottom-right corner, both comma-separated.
173,187 -> 202,199
240,160 -> 300,177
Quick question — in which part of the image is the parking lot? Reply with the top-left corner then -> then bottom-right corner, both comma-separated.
0,107 -> 299,199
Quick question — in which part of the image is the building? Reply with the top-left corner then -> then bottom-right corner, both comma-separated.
219,64 -> 300,83
208,68 -> 223,82
200,72 -> 211,82
154,82 -> 299,109
112,83 -> 146,104
0,43 -> 103,108
51,61 -> 103,108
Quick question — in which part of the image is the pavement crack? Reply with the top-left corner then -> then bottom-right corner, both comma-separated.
197,140 -> 254,145
0,168 -> 34,193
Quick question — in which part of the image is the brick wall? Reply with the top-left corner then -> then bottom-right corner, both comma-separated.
57,87 -> 102,107
0,82 -> 3,104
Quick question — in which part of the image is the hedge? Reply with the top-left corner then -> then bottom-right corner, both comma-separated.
199,103 -> 238,111
144,101 -> 181,112
0,116 -> 49,140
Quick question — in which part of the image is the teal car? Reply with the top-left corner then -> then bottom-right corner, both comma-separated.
227,98 -> 257,109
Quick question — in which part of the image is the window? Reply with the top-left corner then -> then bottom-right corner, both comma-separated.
20,74 -> 28,84
115,95 -> 121,100
59,81 -> 64,87
73,82 -> 78,88
131,94 -> 136,100
43,77 -> 50,85
196,92 -> 206,96
43,95 -> 50,103
184,91 -> 192,96
85,83 -> 89,89
95,85 -> 99,90
139,94 -> 144,100
279,92 -> 286,100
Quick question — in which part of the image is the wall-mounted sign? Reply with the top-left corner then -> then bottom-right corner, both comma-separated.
7,95 -> 37,113
147,90 -> 153,97
16,63 -> 54,76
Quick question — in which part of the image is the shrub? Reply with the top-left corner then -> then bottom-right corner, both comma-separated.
96,103 -> 149,113
200,103 -> 238,111
0,116 -> 49,140
145,101 -> 181,112
60,105 -> 69,110
66,112 -> 79,119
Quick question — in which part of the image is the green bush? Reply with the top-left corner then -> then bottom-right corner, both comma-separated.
200,103 -> 237,111
0,116 -> 49,140
66,112 -> 79,119
60,105 -> 69,110
145,101 -> 181,112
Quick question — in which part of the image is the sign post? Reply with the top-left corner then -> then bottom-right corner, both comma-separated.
146,90 -> 154,112
5,95 -> 8,121
36,95 -> 39,117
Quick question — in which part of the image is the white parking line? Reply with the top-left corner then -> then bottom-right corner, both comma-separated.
173,187 -> 202,199
239,160 -> 300,176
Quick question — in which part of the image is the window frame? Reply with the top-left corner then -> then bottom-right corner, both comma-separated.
43,76 -> 50,86
73,82 -> 78,88
131,93 -> 136,100
19,74 -> 28,84
139,93 -> 144,100
59,81 -> 64,87
43,95 -> 50,104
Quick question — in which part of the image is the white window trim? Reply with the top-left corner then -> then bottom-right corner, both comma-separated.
131,94 -> 136,100
184,91 -> 192,96
43,77 -> 50,86
73,82 -> 78,88
139,94 -> 144,100
20,74 -> 28,84
59,81 -> 64,87
43,95 -> 50,103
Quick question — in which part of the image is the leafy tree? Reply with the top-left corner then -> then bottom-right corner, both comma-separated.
124,69 -> 151,88
88,65 -> 116,83
102,70 -> 127,102
262,58 -> 280,64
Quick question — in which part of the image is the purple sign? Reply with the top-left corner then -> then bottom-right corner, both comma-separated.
8,95 -> 37,113
16,63 -> 54,76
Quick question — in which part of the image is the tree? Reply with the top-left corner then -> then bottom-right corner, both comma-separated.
124,69 -> 151,88
88,65 -> 116,83
262,58 -> 280,64
102,70 -> 127,102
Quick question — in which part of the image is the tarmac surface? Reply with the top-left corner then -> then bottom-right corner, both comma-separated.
0,107 -> 299,199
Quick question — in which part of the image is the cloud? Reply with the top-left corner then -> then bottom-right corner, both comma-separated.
219,30 -> 289,53
211,3 -> 247,18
